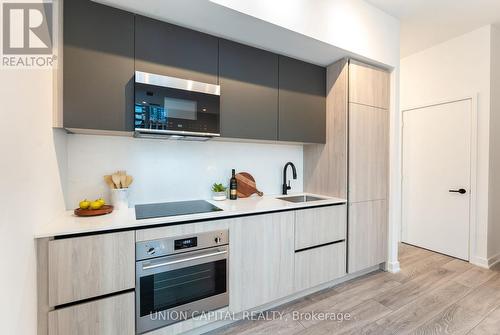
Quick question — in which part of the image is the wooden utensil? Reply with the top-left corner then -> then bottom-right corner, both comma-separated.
124,175 -> 133,188
120,175 -> 127,189
111,174 -> 121,189
235,172 -> 264,198
104,175 -> 115,189
74,205 -> 113,217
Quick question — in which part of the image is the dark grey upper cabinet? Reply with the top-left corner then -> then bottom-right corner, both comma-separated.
135,16 -> 218,84
62,4 -> 325,140
219,40 -> 279,140
63,0 -> 134,132
278,56 -> 326,143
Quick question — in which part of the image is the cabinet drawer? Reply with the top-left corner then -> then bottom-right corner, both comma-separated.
295,205 -> 346,250
48,292 -> 134,335
294,242 -> 346,292
48,231 -> 135,307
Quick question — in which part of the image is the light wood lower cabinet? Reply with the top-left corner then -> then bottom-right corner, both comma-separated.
48,292 -> 135,335
295,205 -> 346,250
294,242 -> 346,292
229,211 -> 295,312
48,231 -> 135,307
348,200 -> 388,273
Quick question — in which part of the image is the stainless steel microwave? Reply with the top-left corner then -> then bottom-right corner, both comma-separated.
134,71 -> 220,140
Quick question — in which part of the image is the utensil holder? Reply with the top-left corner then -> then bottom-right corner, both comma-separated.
111,188 -> 129,210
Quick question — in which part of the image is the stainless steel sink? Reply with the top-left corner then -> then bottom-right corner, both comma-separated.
277,195 -> 326,203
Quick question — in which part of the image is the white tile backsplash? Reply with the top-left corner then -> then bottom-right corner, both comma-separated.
66,134 -> 303,209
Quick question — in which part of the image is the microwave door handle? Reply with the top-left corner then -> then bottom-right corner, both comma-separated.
142,249 -> 227,271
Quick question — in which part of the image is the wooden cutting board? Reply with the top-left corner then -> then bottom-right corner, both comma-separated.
74,205 -> 114,217
236,172 -> 264,198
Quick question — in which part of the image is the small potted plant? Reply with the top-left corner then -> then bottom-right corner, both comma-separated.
212,183 -> 228,201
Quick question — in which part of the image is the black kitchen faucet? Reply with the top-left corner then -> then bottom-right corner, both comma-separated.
282,162 -> 297,195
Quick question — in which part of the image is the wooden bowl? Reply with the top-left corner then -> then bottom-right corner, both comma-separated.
74,205 -> 114,217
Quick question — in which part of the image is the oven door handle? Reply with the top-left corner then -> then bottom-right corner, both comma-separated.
142,249 -> 227,271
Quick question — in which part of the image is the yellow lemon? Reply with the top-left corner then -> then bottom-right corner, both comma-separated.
96,198 -> 106,206
90,201 -> 103,210
79,199 -> 90,210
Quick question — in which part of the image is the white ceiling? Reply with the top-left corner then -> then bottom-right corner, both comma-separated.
366,0 -> 500,57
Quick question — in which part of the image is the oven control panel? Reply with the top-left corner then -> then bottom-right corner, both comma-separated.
174,237 -> 198,250
136,229 -> 229,261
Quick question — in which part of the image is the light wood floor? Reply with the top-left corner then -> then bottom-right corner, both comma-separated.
209,243 -> 500,335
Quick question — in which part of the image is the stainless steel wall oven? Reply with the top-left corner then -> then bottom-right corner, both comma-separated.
135,230 -> 229,334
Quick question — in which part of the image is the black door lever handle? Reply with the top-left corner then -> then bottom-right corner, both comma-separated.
449,188 -> 467,194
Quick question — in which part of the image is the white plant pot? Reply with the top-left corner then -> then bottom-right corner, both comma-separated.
111,188 -> 129,210
212,191 -> 227,201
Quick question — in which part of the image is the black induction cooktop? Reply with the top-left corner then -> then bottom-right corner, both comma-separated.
135,200 -> 223,220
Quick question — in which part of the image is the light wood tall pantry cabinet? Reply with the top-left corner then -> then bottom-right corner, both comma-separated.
304,58 -> 390,274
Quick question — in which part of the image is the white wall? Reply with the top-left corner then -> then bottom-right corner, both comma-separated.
488,25 -> 500,264
0,71 -> 67,333
401,26 -> 492,265
65,135 -> 303,209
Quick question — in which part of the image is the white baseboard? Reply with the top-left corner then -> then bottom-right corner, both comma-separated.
469,255 -> 500,269
454,253 -> 499,269
470,256 -> 489,269
385,261 -> 400,273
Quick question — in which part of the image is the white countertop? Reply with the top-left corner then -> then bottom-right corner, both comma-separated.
35,193 -> 346,238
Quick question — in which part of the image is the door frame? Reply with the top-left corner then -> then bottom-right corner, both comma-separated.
401,95 -> 478,262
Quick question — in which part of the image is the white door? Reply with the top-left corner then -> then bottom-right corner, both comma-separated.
402,99 -> 472,260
